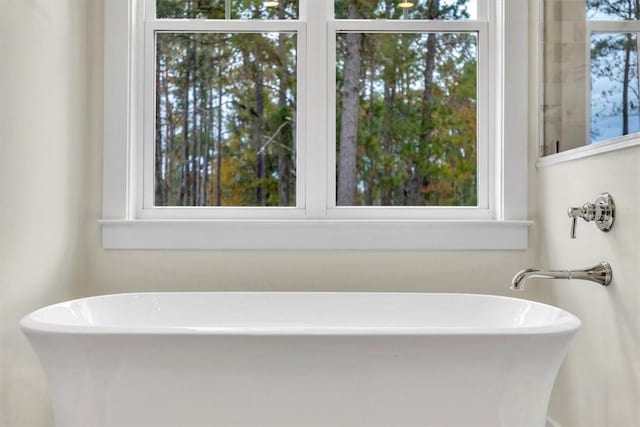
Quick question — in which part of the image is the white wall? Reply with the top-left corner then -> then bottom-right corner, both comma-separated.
532,0 -> 640,424
0,1 -> 540,424
0,1 -> 91,426
535,148 -> 640,427
6,1 -> 639,426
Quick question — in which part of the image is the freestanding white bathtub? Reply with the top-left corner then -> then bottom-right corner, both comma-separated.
21,292 -> 579,427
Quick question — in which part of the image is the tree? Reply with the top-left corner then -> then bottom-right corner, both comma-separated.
155,0 -> 478,208
588,0 -> 640,138
155,22 -> 297,206
336,0 -> 477,206
337,0 -> 363,206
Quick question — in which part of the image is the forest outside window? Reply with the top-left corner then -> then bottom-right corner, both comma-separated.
587,1 -> 640,143
153,31 -> 299,208
146,0 -> 303,215
335,31 -> 479,208
146,0 -> 487,217
102,0 -> 529,249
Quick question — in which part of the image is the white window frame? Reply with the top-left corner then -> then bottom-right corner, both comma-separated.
101,0 -> 530,250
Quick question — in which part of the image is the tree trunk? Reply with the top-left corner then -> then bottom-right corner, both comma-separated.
192,44 -> 200,206
162,64 -> 175,205
253,52 -> 266,206
201,76 -> 211,206
381,59 -> 396,205
365,64 -> 376,205
623,33 -> 632,135
337,2 -> 362,206
179,40 -> 193,207
155,46 -> 165,206
277,29 -> 291,206
408,2 -> 439,205
216,65 -> 223,206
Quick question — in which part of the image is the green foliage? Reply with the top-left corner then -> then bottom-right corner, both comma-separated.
337,30 -> 478,206
154,0 -> 479,207
155,31 -> 297,206
157,0 -> 298,19
334,0 -> 472,19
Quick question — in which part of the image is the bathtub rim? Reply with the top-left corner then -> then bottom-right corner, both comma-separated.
20,292 -> 581,337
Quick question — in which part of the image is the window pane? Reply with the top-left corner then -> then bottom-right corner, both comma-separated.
155,32 -> 297,207
334,0 -> 477,20
156,0 -> 299,20
336,32 -> 478,207
587,0 -> 639,20
591,32 -> 640,143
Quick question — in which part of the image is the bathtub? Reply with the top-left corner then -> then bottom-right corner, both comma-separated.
21,292 -> 579,427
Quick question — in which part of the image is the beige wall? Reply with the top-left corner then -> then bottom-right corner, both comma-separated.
0,0 -> 91,426
536,148 -> 640,427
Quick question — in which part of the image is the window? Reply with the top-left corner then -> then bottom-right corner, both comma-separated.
587,1 -> 640,143
102,0 -> 529,250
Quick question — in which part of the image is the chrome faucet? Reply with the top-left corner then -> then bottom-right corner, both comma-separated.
567,193 -> 615,239
511,261 -> 612,290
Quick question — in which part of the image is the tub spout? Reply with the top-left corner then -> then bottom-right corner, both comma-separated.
511,262 -> 612,290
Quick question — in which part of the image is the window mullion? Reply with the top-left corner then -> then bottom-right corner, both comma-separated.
331,20 -> 486,32
146,20 -> 304,32
477,0 -> 489,21
478,21 -> 491,212
304,0 -> 330,218
225,0 -> 231,20
587,21 -> 640,32
141,20 -> 155,214
501,0 -> 528,221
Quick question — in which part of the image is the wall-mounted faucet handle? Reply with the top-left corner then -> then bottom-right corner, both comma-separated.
567,203 -> 595,238
569,215 -> 578,239
567,193 -> 615,239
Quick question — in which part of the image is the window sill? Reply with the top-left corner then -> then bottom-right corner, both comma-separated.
537,134 -> 640,168
99,219 -> 532,251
